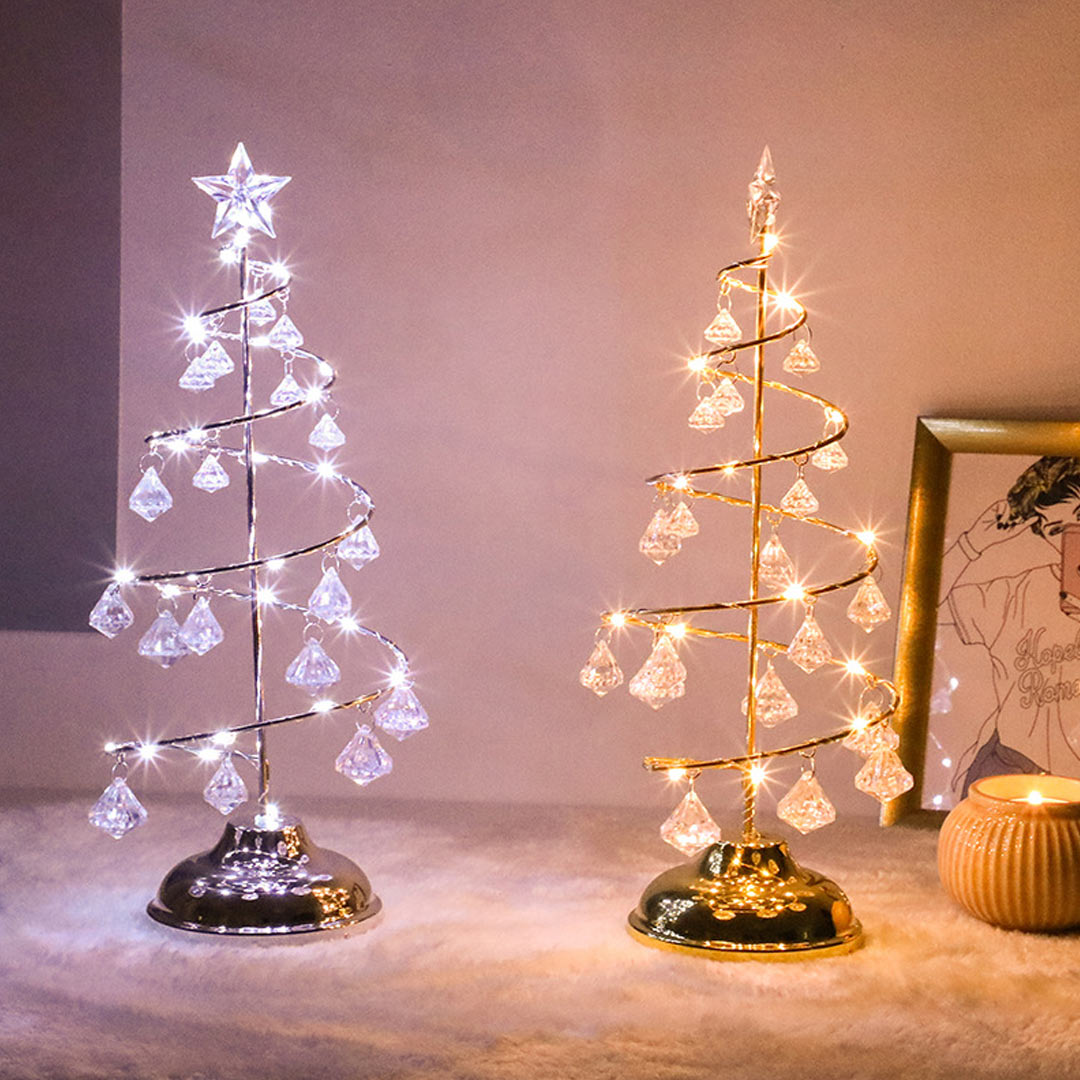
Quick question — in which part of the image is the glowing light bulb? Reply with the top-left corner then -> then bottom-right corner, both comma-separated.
671,474 -> 690,490
762,233 -> 780,254
826,408 -> 844,425
104,741 -> 119,753
113,568 -> 136,585
270,261 -> 289,280
256,587 -> 276,605
666,623 -> 688,639
942,757 -> 952,768
1027,790 -> 1045,806
166,437 -> 189,453
667,767 -> 687,782
608,612 -> 627,628
305,387 -> 325,404
688,354 -> 708,373
932,794 -> 943,807
339,616 -> 359,633
849,713 -> 869,732
160,584 -> 181,599
782,584 -> 806,602
250,334 -> 271,347
257,802 -> 282,829
219,247 -> 239,265
251,451 -> 269,464
234,228 -> 252,248
844,659 -> 867,677
266,558 -> 286,572
313,699 -> 335,713
749,763 -> 767,787
387,668 -> 408,687
137,744 -> 159,762
197,747 -> 221,763
212,731 -> 236,747
856,530 -> 876,546
316,461 -> 337,479
186,428 -> 206,443
723,462 -> 737,476
775,290 -> 798,311
183,315 -> 207,343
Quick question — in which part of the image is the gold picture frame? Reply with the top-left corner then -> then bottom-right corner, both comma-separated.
885,418 -> 1080,824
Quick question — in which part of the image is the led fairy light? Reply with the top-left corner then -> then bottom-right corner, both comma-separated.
580,148 -> 909,958
86,143 -> 428,934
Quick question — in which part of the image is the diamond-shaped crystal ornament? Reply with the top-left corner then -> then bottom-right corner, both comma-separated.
246,297 -> 276,325
178,356 -> 216,392
629,636 -> 687,710
89,583 -> 134,638
777,770 -> 836,834
781,476 -> 819,517
843,714 -> 900,756
309,413 -> 346,451
661,788 -> 722,855
89,778 -> 148,839
782,341 -> 820,375
269,373 -> 304,407
268,314 -> 303,351
752,660 -> 799,727
285,638 -> 341,692
579,638 -> 624,696
203,752 -> 248,815
747,145 -> 780,241
703,307 -> 742,347
374,685 -> 429,741
639,509 -> 682,565
847,575 -> 892,633
335,724 -> 393,786
760,532 -> 796,588
199,341 -> 234,378
307,567 -> 352,622
180,596 -> 225,655
138,610 -> 191,668
129,467 -> 173,522
667,501 -> 699,538
854,749 -> 914,805
712,376 -> 745,415
192,453 -> 230,493
338,524 -> 380,570
688,394 -> 726,432
811,441 -> 848,471
787,608 -> 832,674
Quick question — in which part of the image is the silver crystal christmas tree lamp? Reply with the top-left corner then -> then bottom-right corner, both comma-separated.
88,143 -> 429,934
580,149 -> 910,958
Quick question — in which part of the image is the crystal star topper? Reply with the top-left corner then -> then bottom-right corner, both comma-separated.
192,142 -> 291,239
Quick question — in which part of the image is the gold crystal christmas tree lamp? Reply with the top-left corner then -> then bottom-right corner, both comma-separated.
581,149 -> 909,959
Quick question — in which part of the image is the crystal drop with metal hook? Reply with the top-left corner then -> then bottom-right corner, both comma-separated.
198,340 -> 234,377
660,787 -> 722,855
268,314 -> 303,351
307,566 -> 352,622
285,637 -> 341,692
847,575 -> 892,633
667,500 -> 699,538
639,508 -> 682,565
777,769 -> 836,833
629,635 -> 687,710
309,413 -> 346,451
129,467 -> 173,522
374,685 -> 429,741
138,610 -> 191,668
854,749 -> 914,804
760,531 -> 796,588
203,752 -> 248,815
782,340 -> 820,375
269,372 -> 304,407
89,777 -> 148,839
246,297 -> 275,325
781,476 -> 819,518
335,724 -> 393,785
192,453 -> 230,493
579,638 -> 623,696
787,606 -> 832,673
703,307 -> 741,347
89,583 -> 134,638
180,595 -> 224,655
338,524 -> 380,570
811,441 -> 847,471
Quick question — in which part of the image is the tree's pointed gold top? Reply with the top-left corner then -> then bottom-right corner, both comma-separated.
747,145 -> 780,242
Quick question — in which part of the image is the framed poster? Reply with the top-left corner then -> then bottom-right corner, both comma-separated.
885,418 -> 1080,824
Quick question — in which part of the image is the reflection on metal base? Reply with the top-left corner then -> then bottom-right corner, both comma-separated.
628,837 -> 862,960
147,813 -> 380,935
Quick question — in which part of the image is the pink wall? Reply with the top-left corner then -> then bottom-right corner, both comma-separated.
4,0 -> 1080,822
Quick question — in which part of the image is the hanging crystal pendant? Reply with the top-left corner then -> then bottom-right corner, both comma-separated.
335,724 -> 393,785
811,441 -> 847,471
777,770 -> 836,833
268,314 -> 303,351
703,307 -> 741,347
787,606 -> 832,673
374,685 -> 429,741
246,297 -> 276,325
667,501 -> 699,538
89,777 -> 148,839
781,476 -> 819,517
688,393 -> 726,432
760,531 -> 796,588
842,711 -> 899,756
307,566 -> 352,622
198,341 -> 234,377
712,376 -> 745,415
629,635 -> 687,710
285,637 -> 341,692
748,145 -> 779,241
192,453 -> 230,492
782,341 -> 820,375
639,508 -> 682,565
579,638 -> 624,696
847,575 -> 892,633
178,356 -> 216,392
203,752 -> 248,815
129,467 -> 173,522
89,583 -> 134,638
269,372 -> 304,406
338,524 -> 380,570
309,413 -> 346,451
854,749 -> 914,805
180,595 -> 224,655
138,610 -> 191,668
754,660 -> 799,727
660,786 -> 722,855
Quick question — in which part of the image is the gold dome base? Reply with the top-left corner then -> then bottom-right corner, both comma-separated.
628,837 -> 862,960
147,812 -> 380,936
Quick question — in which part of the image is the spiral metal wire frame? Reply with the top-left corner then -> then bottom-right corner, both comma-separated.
602,243 -> 898,829
110,250 -> 409,800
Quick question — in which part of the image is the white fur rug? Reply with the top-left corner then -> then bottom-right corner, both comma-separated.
2,797 -> 1079,1080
